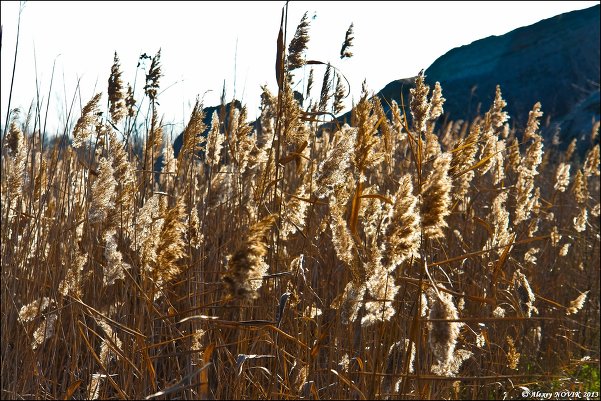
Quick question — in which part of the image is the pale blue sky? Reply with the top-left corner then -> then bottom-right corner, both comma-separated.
1,1 -> 598,136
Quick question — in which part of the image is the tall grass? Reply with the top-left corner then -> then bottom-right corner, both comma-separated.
1,5 -> 599,400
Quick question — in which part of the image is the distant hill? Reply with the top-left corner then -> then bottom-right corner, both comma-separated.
340,5 -> 600,150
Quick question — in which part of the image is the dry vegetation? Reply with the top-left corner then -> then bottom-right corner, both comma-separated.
1,5 -> 600,400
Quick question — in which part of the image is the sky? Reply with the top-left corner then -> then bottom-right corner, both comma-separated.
1,1 -> 599,137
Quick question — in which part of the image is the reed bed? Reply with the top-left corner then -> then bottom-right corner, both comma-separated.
1,5 -> 599,400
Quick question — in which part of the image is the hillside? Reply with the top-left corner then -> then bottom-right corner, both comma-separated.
342,5 -> 600,149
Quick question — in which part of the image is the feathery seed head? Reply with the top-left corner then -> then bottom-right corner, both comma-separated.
420,153 -> 452,240
108,52 -> 126,123
222,214 -> 278,302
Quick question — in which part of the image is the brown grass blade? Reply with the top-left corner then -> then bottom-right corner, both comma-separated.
330,369 -> 367,400
199,343 -> 215,400
63,380 -> 82,400
275,7 -> 285,90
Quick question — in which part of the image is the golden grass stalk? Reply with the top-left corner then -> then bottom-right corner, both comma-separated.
107,130 -> 135,231
178,97 -> 206,167
58,251 -> 87,298
136,193 -> 162,274
72,93 -> 102,149
507,137 -> 521,173
451,124 -> 480,204
362,246 -> 399,326
108,52 -> 126,124
154,196 -> 187,289
160,138 -> 177,191
572,169 -> 588,204
281,181 -> 309,240
410,71 -> 430,135
583,144 -> 600,177
102,230 -> 131,287
485,190 -> 512,257
205,111 -> 224,168
315,124 -> 355,198
221,214 -> 278,302
3,116 -> 27,203
429,82 -> 445,123
505,336 -> 520,370
97,320 -> 123,365
565,138 -> 577,162
424,121 -> 442,156
479,87 -> 508,179
492,138 -> 507,186
554,162 -> 571,192
573,206 -> 588,232
420,153 -> 452,240
566,290 -> 589,315
229,105 -> 255,174
559,242 -> 571,257
514,103 -> 543,225
352,82 -> 383,182
287,11 -> 310,71
89,156 -> 116,225
427,288 -> 464,376
30,312 -> 58,350
18,297 -> 54,323
383,174 -> 420,270
329,193 -> 357,274
188,204 -> 203,250
512,269 -> 537,317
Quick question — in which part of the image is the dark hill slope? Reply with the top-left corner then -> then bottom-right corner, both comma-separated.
341,5 -> 600,148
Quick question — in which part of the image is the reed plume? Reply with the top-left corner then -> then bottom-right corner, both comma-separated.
514,103 -> 543,225
3,115 -> 27,203
107,52 -> 126,124
340,22 -> 354,59
205,111 -> 224,168
72,93 -> 102,149
154,196 -> 187,290
427,288 -> 465,376
221,214 -> 278,302
287,11 -> 310,72
89,156 -> 116,225
383,174 -> 420,270
512,269 -> 537,317
583,144 -> 600,177
451,124 -> 480,204
420,153 -> 452,240
102,230 -> 131,287
554,162 -> 571,192
178,97 -> 206,167
144,49 -> 162,101
566,291 -> 589,315
410,71 -> 430,136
